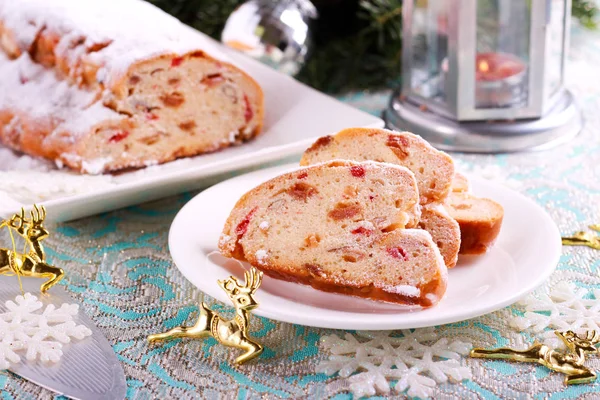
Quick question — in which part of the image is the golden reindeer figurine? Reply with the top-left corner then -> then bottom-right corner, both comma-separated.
0,205 -> 64,293
148,268 -> 264,364
471,330 -> 600,384
562,224 -> 600,250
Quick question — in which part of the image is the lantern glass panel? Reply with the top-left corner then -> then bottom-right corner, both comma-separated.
546,0 -> 566,97
474,0 -> 530,109
409,2 -> 448,104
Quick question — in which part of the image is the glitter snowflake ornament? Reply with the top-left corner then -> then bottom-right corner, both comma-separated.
317,328 -> 472,399
511,282 -> 600,348
0,293 -> 92,369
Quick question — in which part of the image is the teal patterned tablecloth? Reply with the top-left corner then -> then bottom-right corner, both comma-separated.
2,26 -> 600,400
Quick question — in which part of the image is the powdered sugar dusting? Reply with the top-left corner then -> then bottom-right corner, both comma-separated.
81,157 -> 113,175
259,221 -> 270,231
355,220 -> 374,230
426,293 -> 438,303
218,234 -> 231,248
0,52 -> 122,142
0,0 -> 232,88
0,147 -> 115,205
0,147 -> 53,171
0,0 -> 238,174
388,285 -> 420,298
255,249 -> 268,265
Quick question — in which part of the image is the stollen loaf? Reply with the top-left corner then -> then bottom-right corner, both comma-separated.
0,0 -> 264,173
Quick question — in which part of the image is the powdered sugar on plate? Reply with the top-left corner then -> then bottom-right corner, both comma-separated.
0,147 -> 116,206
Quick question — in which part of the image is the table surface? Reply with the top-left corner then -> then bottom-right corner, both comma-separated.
2,25 -> 600,400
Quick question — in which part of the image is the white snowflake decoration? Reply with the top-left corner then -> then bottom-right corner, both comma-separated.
511,282 -> 600,348
317,328 -> 472,399
0,293 -> 92,369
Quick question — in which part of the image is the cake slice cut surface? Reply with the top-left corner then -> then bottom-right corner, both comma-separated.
219,160 -> 448,307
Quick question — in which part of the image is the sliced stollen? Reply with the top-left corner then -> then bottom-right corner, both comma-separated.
451,172 -> 470,193
446,192 -> 504,254
418,205 -> 461,268
0,0 -> 263,173
300,127 -> 455,204
219,160 -> 447,307
300,127 -> 460,268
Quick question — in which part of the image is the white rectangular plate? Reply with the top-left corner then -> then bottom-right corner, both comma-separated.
0,41 -> 383,221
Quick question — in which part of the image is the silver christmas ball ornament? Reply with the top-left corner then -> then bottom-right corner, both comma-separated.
221,0 -> 317,76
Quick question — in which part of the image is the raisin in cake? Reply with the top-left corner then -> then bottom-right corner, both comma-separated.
301,127 -> 460,268
0,0 -> 263,173
219,161 -> 447,307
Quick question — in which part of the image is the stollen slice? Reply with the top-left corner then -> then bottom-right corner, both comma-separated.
300,127 -> 455,204
446,192 -> 504,254
218,160 -> 447,307
418,205 -> 461,268
300,127 -> 460,268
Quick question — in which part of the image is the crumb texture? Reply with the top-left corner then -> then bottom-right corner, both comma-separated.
219,161 -> 447,307
446,192 -> 504,254
418,205 -> 460,268
0,0 -> 264,173
301,128 -> 461,268
301,128 -> 455,204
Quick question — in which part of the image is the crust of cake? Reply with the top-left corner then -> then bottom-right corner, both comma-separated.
446,192 -> 504,254
0,0 -> 264,173
255,230 -> 447,307
219,161 -> 448,307
300,127 -> 455,204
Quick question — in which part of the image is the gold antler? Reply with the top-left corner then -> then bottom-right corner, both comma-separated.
30,204 -> 45,224
251,268 -> 263,291
244,269 -> 253,290
584,330 -> 600,344
11,208 -> 29,229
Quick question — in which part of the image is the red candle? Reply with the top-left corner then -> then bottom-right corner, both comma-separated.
475,52 -> 525,82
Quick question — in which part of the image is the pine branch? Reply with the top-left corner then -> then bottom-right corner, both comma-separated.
572,0 -> 598,29
296,0 -> 403,93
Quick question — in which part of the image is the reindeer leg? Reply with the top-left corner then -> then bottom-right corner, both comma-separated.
37,265 -> 65,293
0,264 -> 11,276
565,369 -> 596,385
0,252 -> 12,275
148,325 -> 211,342
234,337 -> 263,365
470,344 -> 545,363
148,302 -> 212,342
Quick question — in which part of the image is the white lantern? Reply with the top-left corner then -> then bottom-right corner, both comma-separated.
385,0 -> 583,152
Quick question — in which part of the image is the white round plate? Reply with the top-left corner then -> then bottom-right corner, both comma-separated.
169,163 -> 561,330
